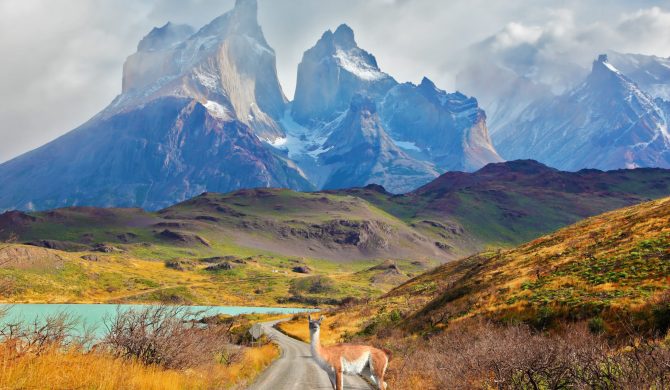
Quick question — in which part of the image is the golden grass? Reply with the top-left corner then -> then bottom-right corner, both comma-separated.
278,313 -> 367,345
0,245 -> 392,307
0,343 -> 279,390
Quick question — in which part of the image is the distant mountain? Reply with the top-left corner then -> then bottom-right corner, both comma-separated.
608,51 -> 670,101
291,24 -> 397,127
455,61 -> 554,135
494,55 -> 670,171
280,24 -> 501,190
0,2 -> 502,211
380,77 -> 501,172
0,0 -> 310,211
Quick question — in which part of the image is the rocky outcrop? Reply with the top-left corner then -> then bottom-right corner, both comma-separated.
292,24 -> 396,126
119,0 -> 287,139
157,229 -> 211,247
0,245 -> 65,270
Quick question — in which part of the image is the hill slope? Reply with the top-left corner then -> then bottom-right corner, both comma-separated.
343,160 -> 670,252
283,195 -> 670,343
2,161 -> 670,263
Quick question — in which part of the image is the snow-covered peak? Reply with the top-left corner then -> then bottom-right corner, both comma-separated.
593,54 -> 623,76
308,23 -> 388,81
292,24 -> 396,125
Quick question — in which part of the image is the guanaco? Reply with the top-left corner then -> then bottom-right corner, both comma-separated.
308,315 -> 389,390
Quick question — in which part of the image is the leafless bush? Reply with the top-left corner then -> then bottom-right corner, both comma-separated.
0,310 -> 92,356
102,305 -> 240,369
390,321 -> 670,389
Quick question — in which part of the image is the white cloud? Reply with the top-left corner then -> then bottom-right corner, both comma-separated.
491,23 -> 544,50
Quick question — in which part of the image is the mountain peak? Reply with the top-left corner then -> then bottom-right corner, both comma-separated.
591,53 -> 623,77
333,24 -> 356,48
234,0 -> 258,19
197,0 -> 262,40
419,77 -> 436,89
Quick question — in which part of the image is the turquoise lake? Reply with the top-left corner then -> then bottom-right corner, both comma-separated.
0,304 -> 313,338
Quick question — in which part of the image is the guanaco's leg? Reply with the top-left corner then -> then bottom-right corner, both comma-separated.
328,371 -> 336,389
371,351 -> 388,390
336,368 -> 343,390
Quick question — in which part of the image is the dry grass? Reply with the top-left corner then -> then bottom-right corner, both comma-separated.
278,312 -> 370,345
0,342 -> 278,389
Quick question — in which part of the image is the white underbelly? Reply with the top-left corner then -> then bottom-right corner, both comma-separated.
341,351 -> 370,374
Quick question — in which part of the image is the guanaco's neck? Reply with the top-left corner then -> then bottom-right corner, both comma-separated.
310,328 -> 323,356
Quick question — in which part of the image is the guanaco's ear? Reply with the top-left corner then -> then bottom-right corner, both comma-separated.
308,315 -> 312,321
318,315 -> 324,323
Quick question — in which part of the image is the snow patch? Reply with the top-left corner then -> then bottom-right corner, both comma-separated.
603,61 -> 622,74
334,50 -> 387,81
266,137 -> 287,147
194,68 -> 219,91
203,100 -> 232,120
276,109 -> 330,159
392,139 -> 421,151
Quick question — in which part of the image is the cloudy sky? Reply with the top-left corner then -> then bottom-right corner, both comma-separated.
1,0 -> 669,163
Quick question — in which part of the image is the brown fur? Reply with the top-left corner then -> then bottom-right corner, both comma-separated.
309,316 -> 388,390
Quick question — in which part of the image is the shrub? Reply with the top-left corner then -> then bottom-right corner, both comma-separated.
102,305 -> 239,369
652,291 -> 670,335
588,317 -> 606,334
0,310 -> 91,356
387,321 -> 670,390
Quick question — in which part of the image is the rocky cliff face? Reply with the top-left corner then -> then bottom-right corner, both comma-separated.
494,55 -> 670,170
318,95 -> 439,192
118,0 -> 287,140
291,24 -> 397,126
380,77 -> 502,172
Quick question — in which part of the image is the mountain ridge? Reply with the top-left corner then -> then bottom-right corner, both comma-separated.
494,54 -> 670,171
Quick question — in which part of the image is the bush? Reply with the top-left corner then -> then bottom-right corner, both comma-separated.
652,291 -> 670,335
102,305 -> 239,369
588,316 -> 605,334
389,321 -> 670,389
290,275 -> 336,294
0,309 -> 91,356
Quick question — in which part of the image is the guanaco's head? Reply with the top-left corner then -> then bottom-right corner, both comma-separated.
308,314 -> 324,336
